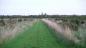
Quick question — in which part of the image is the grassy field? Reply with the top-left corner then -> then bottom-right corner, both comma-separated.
1,20 -> 84,48
1,20 -> 66,48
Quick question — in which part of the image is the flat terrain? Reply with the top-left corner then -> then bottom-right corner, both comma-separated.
42,19 -> 79,43
0,19 -> 35,44
1,20 -> 66,48
0,16 -> 86,48
1,20 -> 84,48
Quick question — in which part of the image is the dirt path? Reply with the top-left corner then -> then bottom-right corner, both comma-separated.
42,19 -> 80,43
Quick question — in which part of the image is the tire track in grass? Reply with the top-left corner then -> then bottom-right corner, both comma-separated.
2,20 -> 66,48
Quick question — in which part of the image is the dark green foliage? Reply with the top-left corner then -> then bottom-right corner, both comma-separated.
81,21 -> 85,24
0,19 -> 5,26
69,19 -> 80,31
18,18 -> 22,22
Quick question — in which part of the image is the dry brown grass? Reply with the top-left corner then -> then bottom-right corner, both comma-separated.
42,19 -> 80,44
0,18 -> 36,44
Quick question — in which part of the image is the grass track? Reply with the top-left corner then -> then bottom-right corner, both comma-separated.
1,20 -> 70,48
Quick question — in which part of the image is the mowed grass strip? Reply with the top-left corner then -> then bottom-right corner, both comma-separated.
2,21 -> 65,48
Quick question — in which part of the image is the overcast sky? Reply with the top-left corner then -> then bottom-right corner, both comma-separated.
0,0 -> 86,15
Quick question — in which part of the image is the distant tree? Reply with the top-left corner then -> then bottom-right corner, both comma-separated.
0,16 -> 5,26
44,13 -> 47,18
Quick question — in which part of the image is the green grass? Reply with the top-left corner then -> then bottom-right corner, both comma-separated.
1,20 -> 83,48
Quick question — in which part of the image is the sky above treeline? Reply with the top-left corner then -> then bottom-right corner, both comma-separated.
0,0 -> 86,15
